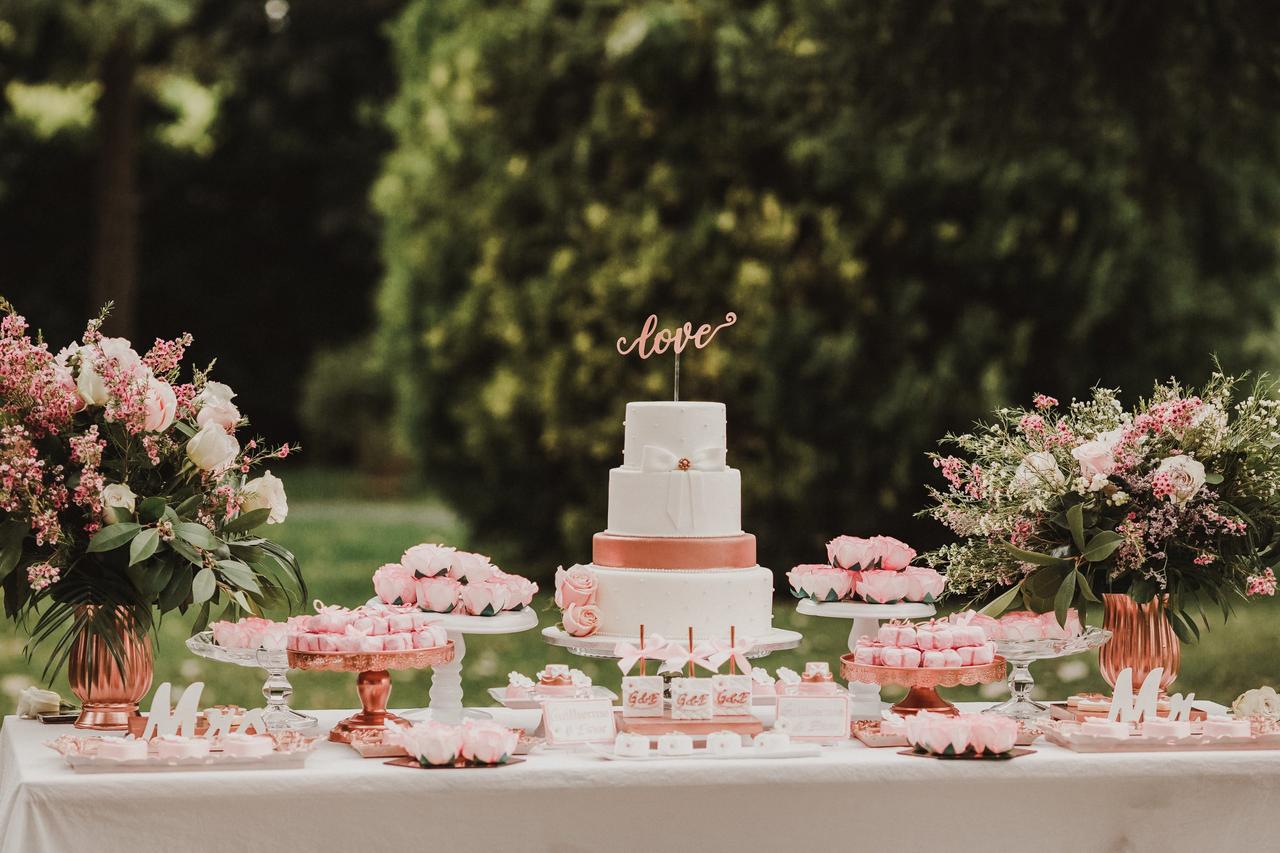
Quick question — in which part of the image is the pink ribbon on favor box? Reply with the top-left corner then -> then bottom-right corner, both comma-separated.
614,636 -> 672,675
658,642 -> 719,675
706,639 -> 755,675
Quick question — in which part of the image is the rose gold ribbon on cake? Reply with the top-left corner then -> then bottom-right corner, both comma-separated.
592,533 -> 757,569
639,444 -> 726,532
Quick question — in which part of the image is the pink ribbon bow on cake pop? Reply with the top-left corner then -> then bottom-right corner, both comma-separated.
658,642 -> 718,675
639,445 -> 727,532
706,639 -> 755,674
614,636 -> 672,675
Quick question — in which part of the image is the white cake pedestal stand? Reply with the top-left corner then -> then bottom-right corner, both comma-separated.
376,607 -> 539,725
794,600 -> 935,719
541,625 -> 803,659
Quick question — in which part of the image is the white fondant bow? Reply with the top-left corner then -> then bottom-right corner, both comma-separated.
614,636 -> 672,675
640,445 -> 727,531
658,642 -> 719,675
706,639 -> 755,675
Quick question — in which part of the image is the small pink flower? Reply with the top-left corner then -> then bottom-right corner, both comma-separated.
1246,569 -> 1277,597
1033,394 -> 1058,410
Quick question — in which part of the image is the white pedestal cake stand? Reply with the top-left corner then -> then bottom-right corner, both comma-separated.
366,601 -> 539,725
541,626 -> 803,659
794,600 -> 936,719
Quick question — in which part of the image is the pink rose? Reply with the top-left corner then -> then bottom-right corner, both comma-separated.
459,719 -> 518,765
787,564 -> 853,602
401,543 -> 456,578
140,376 -> 178,433
449,551 -> 496,583
901,566 -> 946,602
373,563 -> 418,606
562,602 -> 601,637
196,398 -> 241,433
492,571 -> 538,610
460,579 -> 509,616
856,570 -> 910,604
826,536 -> 880,571
554,564 -> 597,608
386,721 -> 462,767
416,575 -> 462,613
968,715 -> 1017,756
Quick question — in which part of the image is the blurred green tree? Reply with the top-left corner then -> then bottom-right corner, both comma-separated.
373,0 -> 1280,577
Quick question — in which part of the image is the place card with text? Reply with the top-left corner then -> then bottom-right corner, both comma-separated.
775,695 -> 850,740
541,698 -> 617,745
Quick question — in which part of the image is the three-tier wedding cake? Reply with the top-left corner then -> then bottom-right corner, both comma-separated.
554,401 -> 775,642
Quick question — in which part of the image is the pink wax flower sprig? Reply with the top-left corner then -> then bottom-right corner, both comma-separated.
925,369 -> 1280,639
0,299 -> 307,680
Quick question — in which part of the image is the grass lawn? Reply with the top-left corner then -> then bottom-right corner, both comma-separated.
2,469 -> 1277,717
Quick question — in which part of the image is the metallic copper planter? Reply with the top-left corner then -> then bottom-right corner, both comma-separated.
68,610 -> 154,731
1099,593 -> 1180,692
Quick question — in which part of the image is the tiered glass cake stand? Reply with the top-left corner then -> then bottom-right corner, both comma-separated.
984,626 -> 1112,720
795,600 -> 936,718
186,631 -> 317,732
366,601 -> 540,725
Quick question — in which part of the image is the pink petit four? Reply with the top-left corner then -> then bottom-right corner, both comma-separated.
922,650 -> 947,668
536,665 -> 576,697
97,737 -> 150,761
381,633 -> 412,652
751,669 -> 776,696
1141,719 -> 1192,739
1203,716 -> 1251,738
155,736 -> 211,760
1079,719 -> 1131,738
505,672 -> 535,698
799,662 -> 839,695
899,648 -> 922,668
940,649 -> 962,668
219,733 -> 276,757
880,647 -> 906,668
853,645 -> 879,666
969,642 -> 996,666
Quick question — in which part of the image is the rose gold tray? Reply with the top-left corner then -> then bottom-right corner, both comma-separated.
841,655 -> 1007,715
1049,702 -> 1207,723
1044,722 -> 1280,753
614,711 -> 764,739
287,644 -> 454,672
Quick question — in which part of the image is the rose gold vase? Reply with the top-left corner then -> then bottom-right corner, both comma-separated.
68,609 -> 154,731
1099,593 -> 1180,692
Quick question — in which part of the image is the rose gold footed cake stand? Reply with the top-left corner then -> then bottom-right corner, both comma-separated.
841,655 -> 1007,716
288,644 -> 454,743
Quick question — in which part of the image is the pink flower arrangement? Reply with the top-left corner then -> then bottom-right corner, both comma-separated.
905,711 -> 1018,757
0,301 -> 304,675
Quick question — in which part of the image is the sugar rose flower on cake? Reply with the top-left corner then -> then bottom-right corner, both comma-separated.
787,564 -> 853,602
901,566 -> 946,602
554,564 -> 598,608
562,602 -> 600,637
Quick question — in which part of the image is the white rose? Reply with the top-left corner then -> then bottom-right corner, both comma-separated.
101,483 -> 137,513
1011,451 -> 1066,492
197,399 -> 241,433
1232,686 -> 1280,721
186,422 -> 240,472
240,471 -> 288,524
143,376 -> 178,432
196,381 -> 236,407
1155,455 -> 1206,504
76,338 -> 144,406
1071,439 -> 1117,482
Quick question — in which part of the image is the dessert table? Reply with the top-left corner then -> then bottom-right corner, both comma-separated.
2,705 -> 1276,853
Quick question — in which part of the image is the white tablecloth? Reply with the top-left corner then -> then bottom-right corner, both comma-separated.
2,705 -> 1277,853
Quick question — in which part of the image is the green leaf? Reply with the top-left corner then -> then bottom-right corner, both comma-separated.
103,505 -> 132,526
175,494 -> 201,516
231,589 -> 253,613
137,496 -> 166,523
159,565 -> 194,612
1129,577 -> 1158,604
216,559 -> 261,594
169,538 -> 204,567
1054,570 -> 1077,628
223,508 -> 270,534
1066,503 -> 1086,553
1204,472 -> 1224,485
87,522 -> 142,553
1081,531 -> 1124,562
0,519 -> 28,581
1167,609 -> 1196,644
126,560 -> 173,597
175,522 -> 219,550
172,421 -> 196,439
1000,541 -> 1070,567
192,567 -> 216,604
980,583 -> 1023,617
1074,569 -> 1100,603
128,528 -> 161,566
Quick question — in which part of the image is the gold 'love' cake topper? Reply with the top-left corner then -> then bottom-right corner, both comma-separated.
615,312 -> 737,401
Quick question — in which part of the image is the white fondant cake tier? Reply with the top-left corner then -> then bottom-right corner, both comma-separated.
607,468 -> 742,537
588,564 -> 774,641
621,402 -> 726,468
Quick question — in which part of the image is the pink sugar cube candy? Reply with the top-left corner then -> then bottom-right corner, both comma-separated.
897,626 -> 917,647
317,634 -> 339,653
351,617 -> 375,635
941,649 -> 962,667
382,634 -> 411,652
386,613 -> 416,633
900,647 -> 922,668
367,616 -> 389,636
853,646 -> 877,666
411,612 -> 439,630
957,646 -> 976,666
877,625 -> 901,646
933,627 -> 956,650
914,628 -> 937,650
880,647 -> 906,667
360,635 -> 383,653
922,651 -> 947,668
971,643 -> 996,665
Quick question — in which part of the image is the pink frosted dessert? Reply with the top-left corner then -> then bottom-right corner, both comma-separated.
798,662 -> 839,695
535,665 -> 576,697
155,736 -> 211,760
219,733 -> 276,757
505,672 -> 535,699
751,668 -> 777,697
